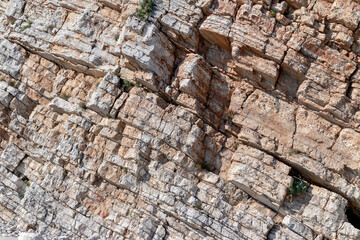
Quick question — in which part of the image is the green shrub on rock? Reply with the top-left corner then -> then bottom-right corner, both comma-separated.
289,176 -> 308,196
136,0 -> 154,20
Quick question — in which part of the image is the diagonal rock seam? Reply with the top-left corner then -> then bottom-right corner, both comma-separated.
0,0 -> 360,239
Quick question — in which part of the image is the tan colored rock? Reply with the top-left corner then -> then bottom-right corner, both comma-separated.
199,14 -> 232,51
121,17 -> 175,84
281,185 -> 348,239
332,128 -> 360,173
328,0 -> 360,31
227,143 -> 292,211
158,0 -> 203,51
174,54 -> 212,104
233,89 -> 296,148
0,0 -> 360,239
293,107 -> 342,170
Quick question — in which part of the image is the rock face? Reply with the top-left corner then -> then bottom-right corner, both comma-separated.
0,0 -> 360,239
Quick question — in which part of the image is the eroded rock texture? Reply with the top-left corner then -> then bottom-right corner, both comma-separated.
0,0 -> 360,239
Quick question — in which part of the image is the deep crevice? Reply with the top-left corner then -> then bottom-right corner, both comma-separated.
346,207 -> 360,230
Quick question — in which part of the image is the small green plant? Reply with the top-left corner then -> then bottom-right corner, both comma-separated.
197,162 -> 213,171
8,80 -> 18,88
114,33 -> 120,41
225,110 -> 236,123
105,114 -> 111,118
22,21 -> 32,30
275,221 -> 282,226
81,131 -> 88,141
121,79 -> 134,92
135,81 -> 143,87
135,0 -> 154,20
23,179 -> 29,186
195,203 -> 202,210
270,10 -> 276,16
63,169 -> 68,179
227,114 -> 234,123
123,79 -> 132,87
232,142 -> 239,151
289,176 -> 308,196
113,68 -> 121,77
288,148 -> 301,155
0,78 -> 5,82
79,102 -> 87,109
188,0 -> 196,5
10,21 -> 15,25
60,93 -> 70,101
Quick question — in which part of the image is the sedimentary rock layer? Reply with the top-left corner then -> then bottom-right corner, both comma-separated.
0,0 -> 360,239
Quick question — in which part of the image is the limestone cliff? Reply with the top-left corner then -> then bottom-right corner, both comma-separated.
0,0 -> 360,239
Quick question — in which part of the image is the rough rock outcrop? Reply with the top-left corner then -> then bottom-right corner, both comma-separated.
0,0 -> 360,239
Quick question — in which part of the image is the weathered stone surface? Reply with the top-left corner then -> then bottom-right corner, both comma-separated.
174,54 -> 212,104
18,232 -> 44,240
200,14 -> 232,51
0,143 -> 25,172
281,185 -> 349,239
0,0 -> 359,239
227,143 -> 292,211
0,40 -> 26,80
234,89 -> 296,149
4,0 -> 25,22
282,215 -> 314,240
159,0 -> 203,51
49,97 -> 80,115
121,17 -> 175,84
332,128 -> 360,173
86,72 -> 121,116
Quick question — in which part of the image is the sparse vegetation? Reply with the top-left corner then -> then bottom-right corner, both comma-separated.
22,20 -> 32,30
114,33 -> 120,42
60,93 -> 70,101
188,0 -> 196,5
63,169 -> 68,179
20,177 -> 30,198
120,78 -> 134,92
81,131 -> 88,141
10,21 -> 15,25
21,189 -> 26,198
289,176 -> 308,196
23,179 -> 29,186
105,114 -> 116,120
79,102 -> 87,109
225,109 -> 236,123
270,10 -> 276,16
227,113 -> 234,123
8,80 -> 18,88
0,78 -> 5,82
113,68 -> 121,77
135,0 -> 154,20
232,142 -> 239,151
197,162 -> 213,171
135,81 -> 143,87
123,79 -> 132,87
195,203 -> 202,210
288,148 -> 301,155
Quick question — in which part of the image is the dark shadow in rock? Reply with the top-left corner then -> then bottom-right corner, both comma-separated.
346,207 -> 360,230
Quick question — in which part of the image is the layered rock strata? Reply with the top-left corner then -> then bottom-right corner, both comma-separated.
0,0 -> 360,239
